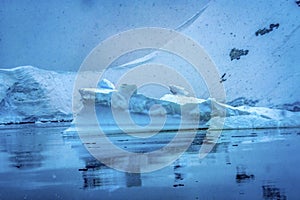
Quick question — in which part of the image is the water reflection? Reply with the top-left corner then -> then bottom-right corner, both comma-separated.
173,160 -> 184,188
236,165 -> 255,183
0,125 -> 299,199
262,184 -> 287,200
1,127 -> 44,170
125,173 -> 142,188
77,157 -> 142,190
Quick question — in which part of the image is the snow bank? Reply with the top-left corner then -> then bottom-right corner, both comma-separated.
0,66 -> 75,124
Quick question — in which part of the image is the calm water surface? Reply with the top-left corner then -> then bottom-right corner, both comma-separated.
0,124 -> 299,199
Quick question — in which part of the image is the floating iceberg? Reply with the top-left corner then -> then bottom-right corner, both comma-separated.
74,83 -> 300,132
0,66 -> 299,130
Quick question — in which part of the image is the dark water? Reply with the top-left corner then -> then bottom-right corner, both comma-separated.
0,124 -> 299,199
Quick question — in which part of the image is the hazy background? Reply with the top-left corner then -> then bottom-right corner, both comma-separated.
0,0 -> 208,71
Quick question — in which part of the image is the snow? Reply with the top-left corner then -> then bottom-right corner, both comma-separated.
0,66 -> 299,130
77,84 -> 300,130
98,79 -> 115,90
0,66 -> 75,124
169,85 -> 189,96
183,0 -> 300,107
0,0 -> 299,129
114,0 -> 300,108
207,105 -> 300,130
161,94 -> 205,105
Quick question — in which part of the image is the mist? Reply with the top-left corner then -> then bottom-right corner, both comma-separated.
0,0 -> 207,71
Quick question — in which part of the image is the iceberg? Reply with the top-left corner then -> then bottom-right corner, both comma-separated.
0,66 -> 299,131
98,79 -> 115,90
74,84 -> 300,132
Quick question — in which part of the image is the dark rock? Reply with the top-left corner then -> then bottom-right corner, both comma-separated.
220,73 -> 227,83
174,164 -> 181,170
274,101 -> 300,112
255,23 -> 280,36
230,48 -> 249,60
270,23 -> 279,29
221,73 -> 226,79
228,97 -> 259,107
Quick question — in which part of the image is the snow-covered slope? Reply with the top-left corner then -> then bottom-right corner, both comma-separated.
116,0 -> 300,109
185,0 -> 300,107
0,66 -> 75,124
